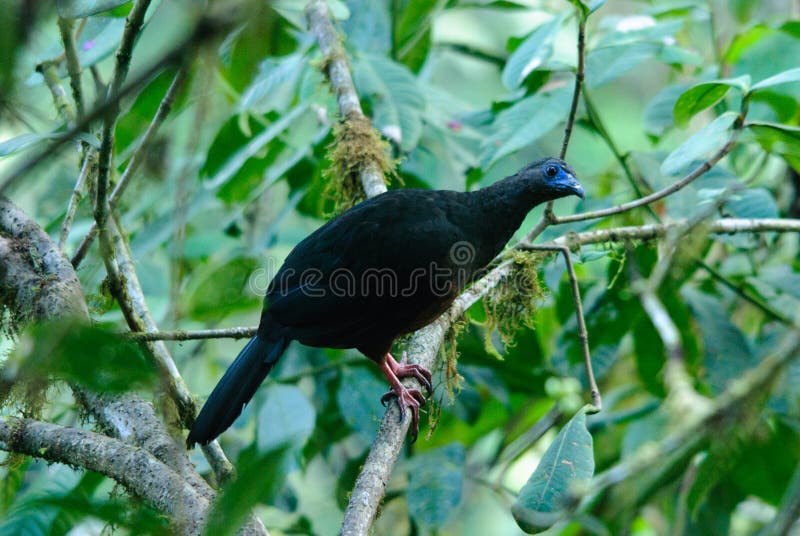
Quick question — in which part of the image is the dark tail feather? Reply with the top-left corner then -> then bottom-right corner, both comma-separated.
187,334 -> 288,447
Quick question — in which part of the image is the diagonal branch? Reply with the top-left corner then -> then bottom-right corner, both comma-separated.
0,418 -> 210,535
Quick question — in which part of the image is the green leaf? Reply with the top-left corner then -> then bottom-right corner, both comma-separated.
238,53 -> 305,114
512,408 -> 594,533
750,67 -> 800,92
204,446 -> 288,536
566,0 -> 605,18
0,133 -> 48,157
672,76 -> 750,127
725,188 -> 778,219
585,42 -> 660,88
644,83 -> 690,138
501,13 -> 566,90
203,105 -> 307,189
336,368 -> 386,440
682,288 -> 755,394
406,443 -> 465,530
481,84 -> 573,167
257,384 -> 316,451
660,111 -> 738,176
13,321 -> 157,393
185,256 -> 261,321
353,54 -> 426,151
56,0 -> 131,18
747,121 -> 800,157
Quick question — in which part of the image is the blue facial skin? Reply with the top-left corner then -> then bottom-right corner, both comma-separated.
546,164 -> 585,199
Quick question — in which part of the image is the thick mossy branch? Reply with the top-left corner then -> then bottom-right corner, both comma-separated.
483,250 -> 546,353
323,112 -> 393,212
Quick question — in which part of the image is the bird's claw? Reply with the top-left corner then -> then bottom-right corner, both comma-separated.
393,352 -> 433,395
380,385 -> 426,442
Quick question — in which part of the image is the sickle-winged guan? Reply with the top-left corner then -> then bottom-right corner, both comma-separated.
186,157 -> 584,446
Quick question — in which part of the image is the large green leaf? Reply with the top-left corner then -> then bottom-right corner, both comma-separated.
682,288 -> 755,394
643,83 -> 690,139
672,76 -> 750,127
184,256 -> 261,321
512,408 -> 594,533
257,384 -> 316,451
480,84 -> 573,167
660,111 -> 738,176
747,121 -> 800,157
353,54 -> 426,151
336,368 -> 386,440
238,53 -> 306,114
406,443 -> 465,530
12,322 -> 157,393
501,13 -> 567,90
750,67 -> 800,92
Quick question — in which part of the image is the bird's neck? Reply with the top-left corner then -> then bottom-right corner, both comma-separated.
466,174 -> 545,249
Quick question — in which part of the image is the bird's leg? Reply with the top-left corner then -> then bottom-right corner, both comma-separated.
379,352 -> 431,441
387,351 -> 433,394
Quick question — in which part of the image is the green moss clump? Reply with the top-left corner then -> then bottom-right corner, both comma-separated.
483,250 -> 546,355
322,112 -> 394,212
442,314 -> 467,401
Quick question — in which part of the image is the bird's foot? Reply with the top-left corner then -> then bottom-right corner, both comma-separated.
381,385 -> 426,441
387,352 -> 433,395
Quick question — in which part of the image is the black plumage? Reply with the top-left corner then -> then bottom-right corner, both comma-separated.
187,157 -> 583,447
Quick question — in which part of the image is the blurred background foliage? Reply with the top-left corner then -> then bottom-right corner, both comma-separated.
1,0 -> 800,534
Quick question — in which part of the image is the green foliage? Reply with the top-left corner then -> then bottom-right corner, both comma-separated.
512,408 -> 594,533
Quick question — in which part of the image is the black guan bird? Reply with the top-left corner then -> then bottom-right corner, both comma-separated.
186,158 -> 584,446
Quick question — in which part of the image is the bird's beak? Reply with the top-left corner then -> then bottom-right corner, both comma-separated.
563,173 -> 585,199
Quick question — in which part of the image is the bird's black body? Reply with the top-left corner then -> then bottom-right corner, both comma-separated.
187,158 -> 583,447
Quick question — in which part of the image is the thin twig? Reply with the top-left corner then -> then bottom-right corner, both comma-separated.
553,137 -> 739,225
72,65 -> 190,267
59,150 -> 96,249
35,60 -> 76,125
58,16 -> 85,119
560,16 -> 585,160
129,326 -> 258,341
522,245 -> 600,410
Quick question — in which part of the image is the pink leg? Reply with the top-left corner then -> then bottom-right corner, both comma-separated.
378,352 -> 433,441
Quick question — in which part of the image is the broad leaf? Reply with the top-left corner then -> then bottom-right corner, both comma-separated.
661,111 -> 738,176
673,76 -> 750,127
238,53 -> 306,114
512,408 -> 594,533
750,67 -> 800,92
501,13 -> 567,90
0,133 -> 49,157
481,84 -> 573,167
406,443 -> 465,530
682,288 -> 755,394
747,121 -> 800,157
336,368 -> 386,440
353,54 -> 426,151
257,384 -> 316,451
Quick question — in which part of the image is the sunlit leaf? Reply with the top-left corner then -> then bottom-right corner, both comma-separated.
672,76 -> 750,127
353,54 -> 426,151
406,443 -> 465,530
750,67 -> 800,92
512,408 -> 594,533
660,111 -> 738,176
501,13 -> 566,90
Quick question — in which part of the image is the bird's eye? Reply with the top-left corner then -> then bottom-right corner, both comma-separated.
545,165 -> 559,177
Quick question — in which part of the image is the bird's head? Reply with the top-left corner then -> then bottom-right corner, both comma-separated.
519,158 -> 584,200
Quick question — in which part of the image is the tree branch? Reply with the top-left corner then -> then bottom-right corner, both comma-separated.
0,418 -> 210,535
71,65 -> 190,267
305,0 -> 387,198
